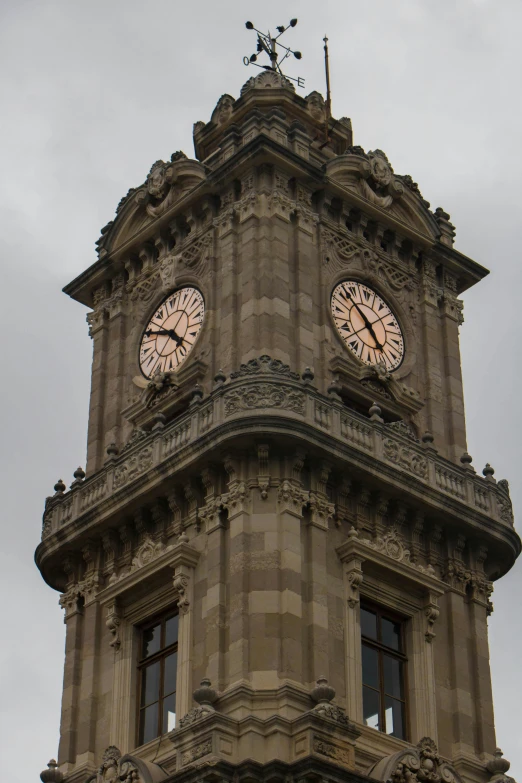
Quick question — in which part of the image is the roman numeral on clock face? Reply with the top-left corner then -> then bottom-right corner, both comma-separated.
331,280 -> 405,372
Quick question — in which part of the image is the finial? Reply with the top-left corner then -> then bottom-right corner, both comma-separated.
193,678 -> 218,711
302,366 -> 314,383
73,467 -> 86,481
369,402 -> 383,422
483,463 -> 495,480
243,18 -> 304,88
106,443 -> 119,458
40,760 -> 63,783
310,676 -> 336,706
214,368 -> 226,386
190,384 -> 204,405
54,479 -> 66,494
152,412 -> 167,432
486,748 -> 511,778
327,377 -> 342,397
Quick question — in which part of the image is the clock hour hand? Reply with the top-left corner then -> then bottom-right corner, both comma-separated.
145,328 -> 184,347
345,296 -> 385,352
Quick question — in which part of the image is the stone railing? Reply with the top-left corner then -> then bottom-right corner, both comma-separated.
41,367 -> 514,539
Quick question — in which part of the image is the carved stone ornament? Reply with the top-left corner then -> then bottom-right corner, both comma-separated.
240,70 -> 295,95
180,738 -> 213,766
173,573 -> 190,613
230,354 -> 300,380
210,93 -> 235,125
223,383 -> 305,417
368,149 -> 393,188
497,479 -> 514,524
386,420 -> 419,442
91,746 -> 122,783
369,737 -> 463,783
87,747 -> 168,783
359,149 -> 404,208
113,446 -> 153,490
313,738 -> 352,766
146,160 -> 174,208
106,602 -> 122,650
361,378 -> 393,400
383,438 -> 428,479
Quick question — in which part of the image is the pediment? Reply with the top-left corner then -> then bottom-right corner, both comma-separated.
326,150 -> 439,241
96,155 -> 207,259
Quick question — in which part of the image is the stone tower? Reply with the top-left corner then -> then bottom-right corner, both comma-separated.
36,70 -> 519,783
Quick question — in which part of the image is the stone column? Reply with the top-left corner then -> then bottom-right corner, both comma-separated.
223,455 -> 252,686
57,592 -> 83,768
275,473 -> 307,686
440,269 -> 467,462
86,287 -> 110,475
103,274 -> 127,454
419,259 -> 445,451
340,548 -> 364,723
305,462 -> 335,684
171,542 -> 201,721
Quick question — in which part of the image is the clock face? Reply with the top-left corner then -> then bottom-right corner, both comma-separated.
139,287 -> 205,378
331,280 -> 404,371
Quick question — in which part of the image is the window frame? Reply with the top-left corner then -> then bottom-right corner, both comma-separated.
360,601 -> 409,740
137,609 -> 179,745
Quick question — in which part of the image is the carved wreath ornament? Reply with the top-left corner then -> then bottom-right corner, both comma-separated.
224,384 -> 305,416
371,737 -> 463,783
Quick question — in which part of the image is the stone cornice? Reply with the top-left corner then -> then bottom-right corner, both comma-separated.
37,366 -> 519,591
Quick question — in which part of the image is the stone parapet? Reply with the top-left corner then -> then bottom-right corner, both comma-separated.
38,359 -> 518,590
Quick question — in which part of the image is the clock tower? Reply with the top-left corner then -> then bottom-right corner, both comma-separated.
37,66 -> 519,783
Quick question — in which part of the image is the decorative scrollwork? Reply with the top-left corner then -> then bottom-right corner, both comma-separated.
224,383 -> 305,416
383,438 -> 428,479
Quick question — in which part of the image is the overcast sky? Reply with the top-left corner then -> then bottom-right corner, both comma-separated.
1,1 -> 521,780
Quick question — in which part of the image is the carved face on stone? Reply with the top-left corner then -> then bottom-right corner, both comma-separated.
307,92 -> 325,121
368,151 -> 392,188
216,96 -> 234,124
146,161 -> 171,201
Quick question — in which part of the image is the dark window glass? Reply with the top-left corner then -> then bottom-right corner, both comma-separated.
363,686 -> 380,730
385,696 -> 405,738
165,615 -> 179,647
142,623 -> 161,658
164,652 -> 177,695
138,611 -> 178,745
383,654 -> 403,699
360,608 -> 377,640
361,604 -> 407,739
362,644 -> 379,689
139,704 -> 158,746
141,661 -> 160,707
382,617 -> 401,651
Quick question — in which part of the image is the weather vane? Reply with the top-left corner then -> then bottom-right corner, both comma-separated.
243,18 -> 305,88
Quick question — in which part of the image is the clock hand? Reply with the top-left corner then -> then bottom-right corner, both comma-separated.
345,295 -> 385,352
145,328 -> 184,347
